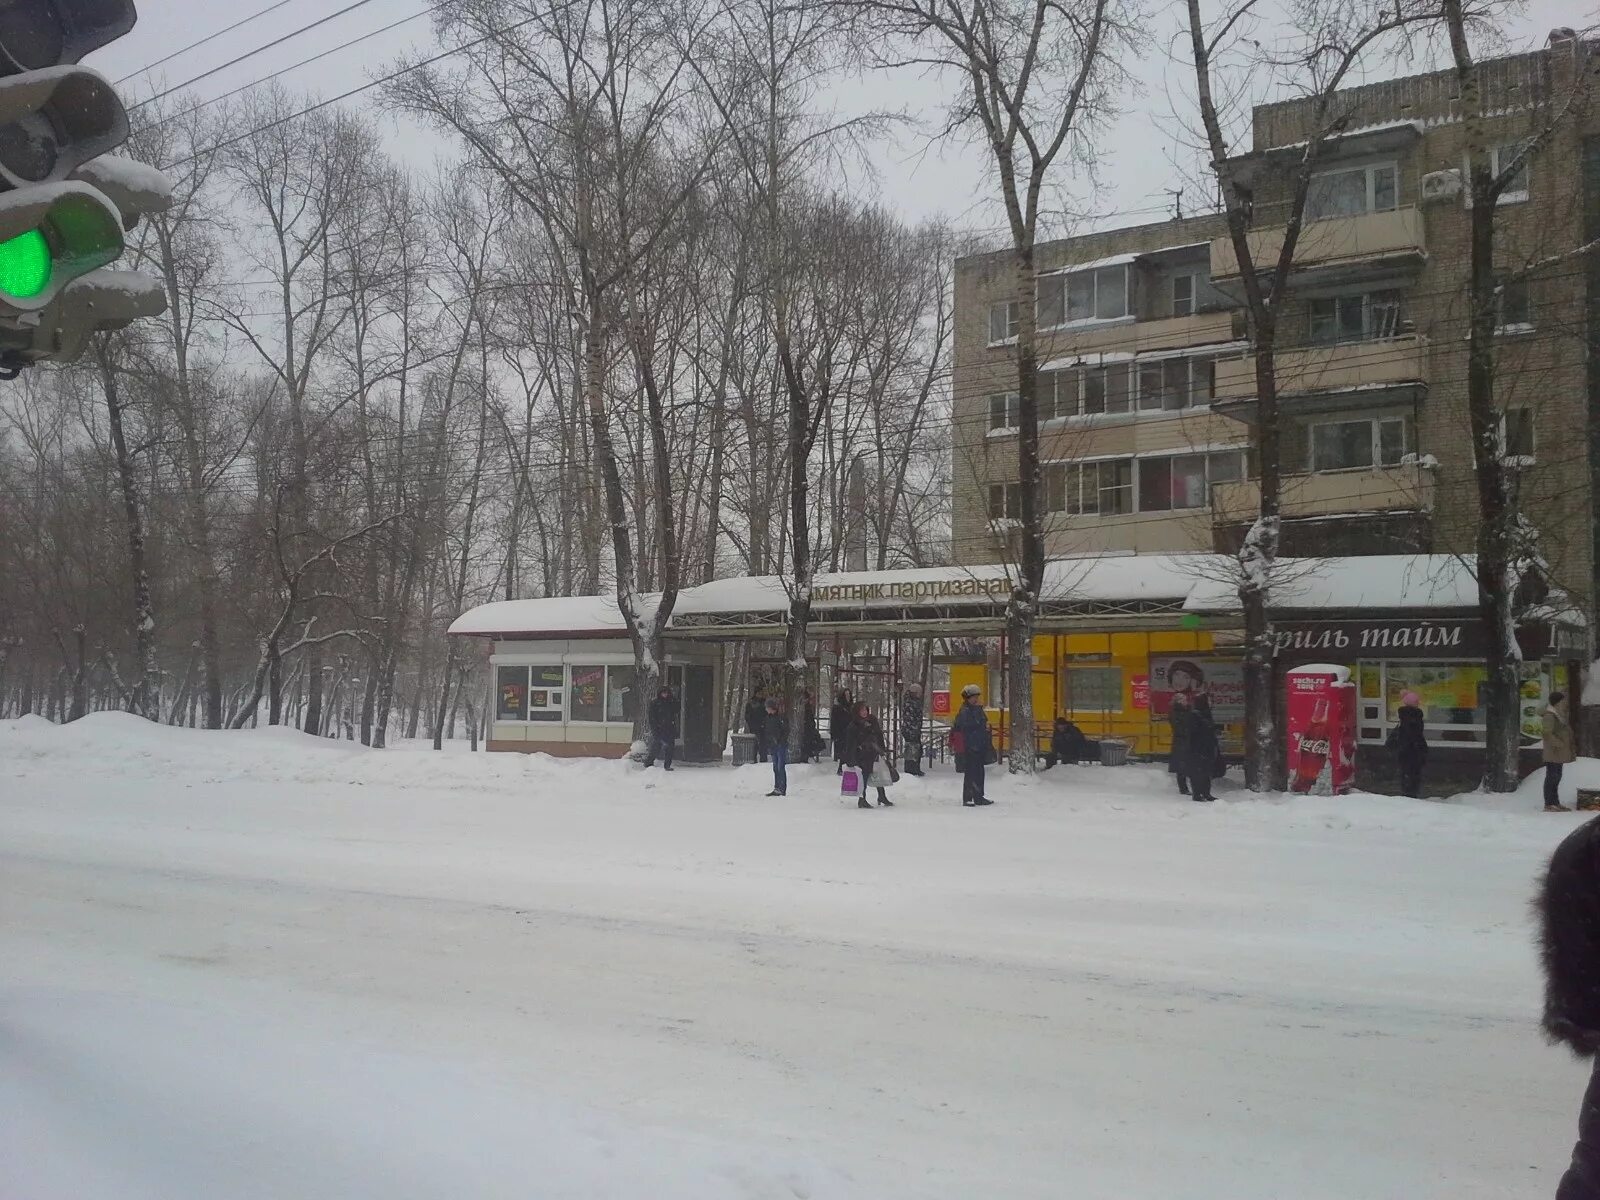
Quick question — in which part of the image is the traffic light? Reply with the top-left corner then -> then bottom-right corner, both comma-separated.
0,1 -> 167,371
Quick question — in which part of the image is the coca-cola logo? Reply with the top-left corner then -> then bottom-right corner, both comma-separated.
1299,738 -> 1330,756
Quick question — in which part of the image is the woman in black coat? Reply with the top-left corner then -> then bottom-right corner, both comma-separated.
1182,694 -> 1219,803
1388,690 -> 1428,798
1539,817 -> 1600,1198
1167,693 -> 1192,796
829,689 -> 854,775
846,700 -> 893,809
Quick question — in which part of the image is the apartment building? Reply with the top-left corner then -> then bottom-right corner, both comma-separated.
952,32 -> 1599,613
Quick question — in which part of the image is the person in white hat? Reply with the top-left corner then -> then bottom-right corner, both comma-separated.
951,683 -> 994,807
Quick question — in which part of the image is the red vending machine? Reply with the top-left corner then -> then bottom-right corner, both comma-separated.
1285,665 -> 1357,795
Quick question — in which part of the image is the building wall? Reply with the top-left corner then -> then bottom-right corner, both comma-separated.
952,38 -> 1597,626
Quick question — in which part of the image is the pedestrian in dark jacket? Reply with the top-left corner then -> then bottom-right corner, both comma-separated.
763,698 -> 789,796
847,700 -> 893,808
829,689 -> 854,775
643,686 -> 677,770
952,684 -> 994,807
1182,694 -> 1219,802
1388,690 -> 1427,798
1538,816 -> 1600,1198
901,685 -> 925,776
744,687 -> 769,763
1044,717 -> 1090,768
803,691 -> 824,761
1168,693 -> 1192,796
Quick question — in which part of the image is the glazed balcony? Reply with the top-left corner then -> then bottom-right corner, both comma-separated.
1210,463 -> 1434,523
1213,334 -> 1428,409
1210,208 -> 1426,283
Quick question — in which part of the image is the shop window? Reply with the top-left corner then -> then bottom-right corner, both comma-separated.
989,300 -> 1019,343
1307,162 -> 1398,221
1065,666 -> 1122,712
496,665 -> 529,721
988,391 -> 1019,430
569,665 -> 607,722
606,665 -> 637,723
528,665 -> 565,721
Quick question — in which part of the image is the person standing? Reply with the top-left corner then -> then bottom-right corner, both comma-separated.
847,700 -> 894,808
900,685 -> 925,776
763,697 -> 788,797
952,684 -> 994,807
1536,816 -> 1600,1197
1546,691 -> 1577,813
829,688 -> 854,775
644,685 -> 678,770
1182,693 -> 1219,803
744,686 -> 769,763
1388,691 -> 1428,799
1167,692 -> 1192,796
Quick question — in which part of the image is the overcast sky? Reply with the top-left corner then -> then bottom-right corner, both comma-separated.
94,0 -> 1585,243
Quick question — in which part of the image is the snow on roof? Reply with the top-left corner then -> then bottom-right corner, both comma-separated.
1183,555 -> 1481,612
448,594 -> 630,637
452,554 -> 1505,637
1037,240 -> 1212,279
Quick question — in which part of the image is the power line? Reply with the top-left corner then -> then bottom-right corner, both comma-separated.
132,0 -> 390,113
114,0 -> 302,85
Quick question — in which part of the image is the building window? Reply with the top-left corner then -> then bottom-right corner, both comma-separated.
988,482 -> 1023,520
1309,417 -> 1408,472
988,391 -> 1020,430
606,665 -> 637,722
989,300 -> 1019,343
1041,370 -> 1074,420
1502,407 -> 1535,459
1491,141 -> 1531,202
1137,451 -> 1246,511
1307,162 -> 1399,220
569,665 -> 608,722
1308,290 -> 1404,344
1135,354 -> 1216,411
496,665 -> 530,721
1495,274 -> 1532,329
1172,273 -> 1196,316
1065,666 -> 1123,712
1037,264 -> 1131,328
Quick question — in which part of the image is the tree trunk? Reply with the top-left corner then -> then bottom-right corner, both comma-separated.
99,346 -> 158,721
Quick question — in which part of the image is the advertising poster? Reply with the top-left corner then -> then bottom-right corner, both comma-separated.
1150,657 -> 1245,722
931,690 -> 951,717
1286,666 -> 1356,795
569,666 -> 605,722
1131,675 -> 1150,710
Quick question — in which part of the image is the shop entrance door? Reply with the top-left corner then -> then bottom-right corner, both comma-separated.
681,664 -> 717,760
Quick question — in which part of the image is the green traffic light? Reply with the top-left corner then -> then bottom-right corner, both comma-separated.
0,228 -> 51,299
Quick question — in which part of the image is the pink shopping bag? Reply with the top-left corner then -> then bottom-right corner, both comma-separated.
840,767 -> 863,797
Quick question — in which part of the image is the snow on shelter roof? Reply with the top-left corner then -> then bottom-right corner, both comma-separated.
449,554 -> 1530,638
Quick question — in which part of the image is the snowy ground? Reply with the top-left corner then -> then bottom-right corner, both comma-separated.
1,713 -> 1593,1198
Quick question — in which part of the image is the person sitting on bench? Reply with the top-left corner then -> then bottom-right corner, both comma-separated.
1044,717 -> 1096,767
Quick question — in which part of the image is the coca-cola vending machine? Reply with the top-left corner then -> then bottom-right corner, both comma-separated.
1285,665 -> 1357,795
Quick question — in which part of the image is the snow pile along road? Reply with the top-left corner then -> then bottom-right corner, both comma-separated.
1,712 -> 1593,1199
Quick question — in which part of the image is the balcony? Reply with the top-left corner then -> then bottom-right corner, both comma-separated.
1210,463 -> 1434,524
1036,308 -> 1238,363
1210,208 -> 1426,283
1213,334 -> 1428,412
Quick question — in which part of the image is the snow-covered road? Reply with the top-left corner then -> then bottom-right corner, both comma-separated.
0,713 -> 1590,1197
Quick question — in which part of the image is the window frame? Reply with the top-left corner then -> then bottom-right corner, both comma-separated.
1036,263 -> 1132,330
1495,273 -> 1533,330
988,391 -> 1020,430
1306,161 -> 1400,222
1064,665 -> 1124,713
1307,417 -> 1409,473
1307,289 -> 1405,345
988,482 -> 1023,521
1172,272 -> 1196,317
988,299 -> 1019,343
1501,407 -> 1536,459
496,664 -> 531,722
526,665 -> 566,721
1490,141 -> 1532,204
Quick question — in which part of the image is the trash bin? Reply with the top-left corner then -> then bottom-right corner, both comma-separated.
731,731 -> 758,767
1099,738 -> 1130,767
